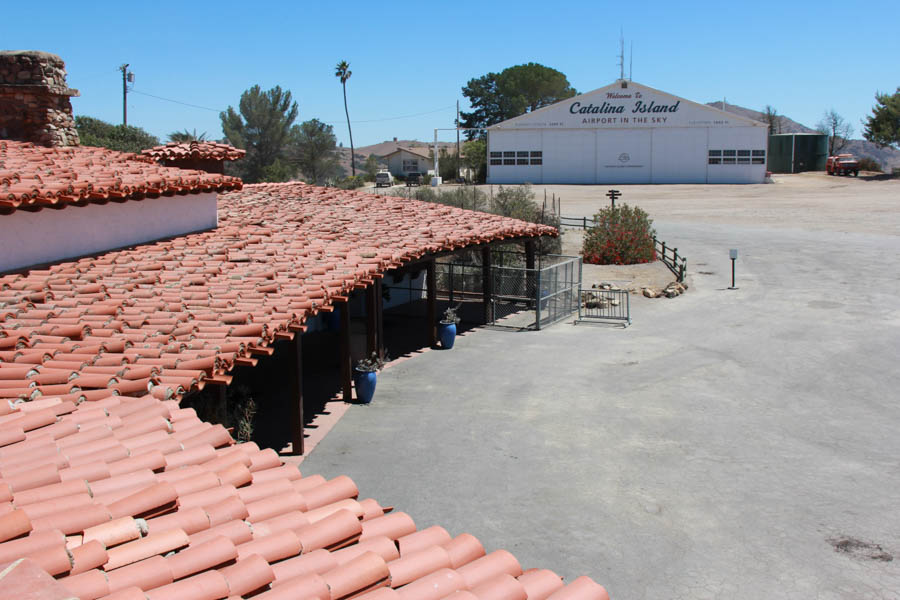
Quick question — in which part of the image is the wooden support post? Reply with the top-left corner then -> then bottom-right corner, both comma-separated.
375,278 -> 385,359
426,258 -> 437,347
338,300 -> 352,402
482,246 -> 492,324
289,333 -> 304,455
365,284 -> 376,356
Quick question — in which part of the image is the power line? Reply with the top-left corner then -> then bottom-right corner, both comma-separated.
129,88 -> 455,124
130,89 -> 222,113
322,105 -> 455,125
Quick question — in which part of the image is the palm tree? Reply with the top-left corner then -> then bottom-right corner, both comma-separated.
168,128 -> 208,143
335,60 -> 355,176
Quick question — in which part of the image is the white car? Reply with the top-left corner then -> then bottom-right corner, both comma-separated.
375,171 -> 394,187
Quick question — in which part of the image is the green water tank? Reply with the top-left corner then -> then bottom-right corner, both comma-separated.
767,133 -> 828,173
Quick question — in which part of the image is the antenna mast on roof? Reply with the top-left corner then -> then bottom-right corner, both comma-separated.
629,41 -> 633,81
618,29 -> 625,81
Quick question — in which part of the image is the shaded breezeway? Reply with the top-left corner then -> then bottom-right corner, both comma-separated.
300,212 -> 900,598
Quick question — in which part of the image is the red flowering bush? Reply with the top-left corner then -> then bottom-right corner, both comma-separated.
582,204 -> 657,265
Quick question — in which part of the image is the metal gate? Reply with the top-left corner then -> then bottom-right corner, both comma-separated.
436,252 -> 581,330
576,288 -> 631,326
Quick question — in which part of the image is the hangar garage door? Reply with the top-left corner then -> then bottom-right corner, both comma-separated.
651,128 -> 708,183
543,130 -> 596,184
597,129 -> 652,184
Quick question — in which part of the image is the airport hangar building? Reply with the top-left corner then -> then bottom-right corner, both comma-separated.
486,80 -> 769,185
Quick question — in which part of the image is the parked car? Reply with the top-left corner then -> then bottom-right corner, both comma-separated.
406,172 -> 422,187
826,154 -> 860,177
374,171 -> 394,188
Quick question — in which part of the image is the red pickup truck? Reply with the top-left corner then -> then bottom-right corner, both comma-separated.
826,154 -> 859,177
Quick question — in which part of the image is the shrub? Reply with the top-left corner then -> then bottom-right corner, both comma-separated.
334,175 -> 367,189
422,173 -> 433,186
857,157 -> 883,172
380,184 -> 561,255
582,203 -> 657,265
75,115 -> 159,154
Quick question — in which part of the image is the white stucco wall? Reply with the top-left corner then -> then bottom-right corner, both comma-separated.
0,192 -> 218,273
387,151 -> 431,176
487,81 -> 768,185
488,126 -> 767,184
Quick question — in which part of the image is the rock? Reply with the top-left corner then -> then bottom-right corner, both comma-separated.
642,288 -> 657,298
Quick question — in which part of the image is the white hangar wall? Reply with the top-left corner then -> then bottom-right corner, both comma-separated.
486,81 -> 768,185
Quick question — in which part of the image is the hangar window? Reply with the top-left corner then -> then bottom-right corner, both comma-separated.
503,151 -> 516,158
531,151 -> 542,158
503,158 -> 516,165
517,158 -> 529,165
530,158 -> 543,165
709,149 -> 765,165
517,151 -> 529,157
490,152 -> 502,158
490,159 -> 502,165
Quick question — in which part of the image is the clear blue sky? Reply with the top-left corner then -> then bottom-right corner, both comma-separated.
8,0 -> 899,147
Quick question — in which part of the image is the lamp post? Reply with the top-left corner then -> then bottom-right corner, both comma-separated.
728,249 -> 738,289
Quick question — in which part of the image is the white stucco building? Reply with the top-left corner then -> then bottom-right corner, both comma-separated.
487,80 -> 768,184
383,146 -> 432,177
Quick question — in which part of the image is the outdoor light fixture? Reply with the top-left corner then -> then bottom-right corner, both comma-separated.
728,249 -> 738,289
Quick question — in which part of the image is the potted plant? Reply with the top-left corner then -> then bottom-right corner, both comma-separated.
354,352 -> 384,404
437,306 -> 461,349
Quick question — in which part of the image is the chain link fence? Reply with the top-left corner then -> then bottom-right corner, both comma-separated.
435,252 -> 580,330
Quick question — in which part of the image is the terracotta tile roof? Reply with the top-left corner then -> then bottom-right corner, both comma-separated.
0,181 -> 599,599
141,142 -> 246,163
0,140 -> 242,214
0,182 -> 555,405
0,394 -> 609,599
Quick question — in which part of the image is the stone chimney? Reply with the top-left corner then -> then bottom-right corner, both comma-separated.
0,50 -> 80,146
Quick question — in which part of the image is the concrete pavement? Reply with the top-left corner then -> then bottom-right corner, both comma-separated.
300,181 -> 900,599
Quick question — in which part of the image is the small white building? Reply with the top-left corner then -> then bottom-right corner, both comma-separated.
487,80 -> 768,184
382,146 -> 432,177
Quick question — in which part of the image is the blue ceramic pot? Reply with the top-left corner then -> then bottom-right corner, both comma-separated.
354,369 -> 377,404
437,322 -> 457,349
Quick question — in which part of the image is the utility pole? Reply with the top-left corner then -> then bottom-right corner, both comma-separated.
119,64 -> 130,126
456,100 -> 461,182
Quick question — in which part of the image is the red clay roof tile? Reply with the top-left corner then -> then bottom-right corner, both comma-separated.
141,141 -> 246,163
0,140 -> 241,214
0,162 -> 610,599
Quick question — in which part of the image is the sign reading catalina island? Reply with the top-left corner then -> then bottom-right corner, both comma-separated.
499,82 -> 758,130
569,99 -> 681,115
